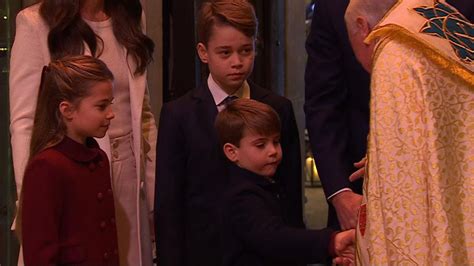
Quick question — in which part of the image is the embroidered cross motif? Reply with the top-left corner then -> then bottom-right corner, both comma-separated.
414,1 -> 473,63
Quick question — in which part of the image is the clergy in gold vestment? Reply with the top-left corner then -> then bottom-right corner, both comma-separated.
345,0 -> 474,265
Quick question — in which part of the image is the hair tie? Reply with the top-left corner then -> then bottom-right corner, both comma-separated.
38,65 -> 50,94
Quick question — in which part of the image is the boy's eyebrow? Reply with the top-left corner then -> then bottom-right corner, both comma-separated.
250,134 -> 280,141
214,45 -> 232,50
250,137 -> 269,143
214,43 -> 254,50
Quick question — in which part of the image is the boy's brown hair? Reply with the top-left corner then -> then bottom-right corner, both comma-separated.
215,99 -> 281,147
197,0 -> 258,45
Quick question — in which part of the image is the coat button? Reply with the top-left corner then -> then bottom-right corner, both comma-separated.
103,252 -> 109,259
100,221 -> 107,230
97,192 -> 104,201
107,188 -> 113,195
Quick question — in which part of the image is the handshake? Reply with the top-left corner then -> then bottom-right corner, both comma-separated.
332,229 -> 356,266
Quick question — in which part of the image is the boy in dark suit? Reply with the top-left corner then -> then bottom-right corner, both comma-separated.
154,1 -> 302,265
216,99 -> 355,266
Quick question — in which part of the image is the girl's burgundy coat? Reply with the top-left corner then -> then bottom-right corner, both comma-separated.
21,137 -> 119,265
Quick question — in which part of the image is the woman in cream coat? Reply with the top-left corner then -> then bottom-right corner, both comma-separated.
9,1 -> 157,265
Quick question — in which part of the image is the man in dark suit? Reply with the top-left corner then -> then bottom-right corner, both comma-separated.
304,0 -> 368,231
154,1 -> 302,265
304,0 -> 473,233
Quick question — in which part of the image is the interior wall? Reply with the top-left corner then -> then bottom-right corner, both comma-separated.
284,0 -> 307,221
143,0 -> 163,121
285,1 -> 306,154
22,0 -> 34,6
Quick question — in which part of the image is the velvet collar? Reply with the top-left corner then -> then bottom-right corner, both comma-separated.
229,163 -> 277,190
53,136 -> 102,163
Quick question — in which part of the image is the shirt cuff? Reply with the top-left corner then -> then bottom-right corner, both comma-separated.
327,188 -> 353,201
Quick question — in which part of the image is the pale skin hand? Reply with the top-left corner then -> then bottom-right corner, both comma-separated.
332,229 -> 356,266
331,191 -> 362,230
349,157 -> 366,182
332,157 -> 366,230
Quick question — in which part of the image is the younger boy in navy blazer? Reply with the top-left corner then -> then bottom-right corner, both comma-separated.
154,1 -> 302,265
215,99 -> 355,266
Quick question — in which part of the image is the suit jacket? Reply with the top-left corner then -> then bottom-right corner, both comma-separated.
221,164 -> 334,266
9,5 -> 156,263
304,0 -> 368,229
155,80 -> 302,266
22,137 -> 119,266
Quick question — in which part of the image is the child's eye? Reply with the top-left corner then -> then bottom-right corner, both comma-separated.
96,100 -> 113,110
241,49 -> 252,55
219,50 -> 231,57
255,143 -> 265,149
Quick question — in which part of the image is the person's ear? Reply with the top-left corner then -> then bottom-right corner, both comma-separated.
223,143 -> 239,162
197,42 -> 209,63
59,101 -> 75,120
355,16 -> 371,40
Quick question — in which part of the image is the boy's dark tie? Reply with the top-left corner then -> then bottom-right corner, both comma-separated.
219,95 -> 239,109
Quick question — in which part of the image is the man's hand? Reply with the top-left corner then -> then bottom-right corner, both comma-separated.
331,191 -> 362,230
332,229 -> 355,266
349,157 -> 366,182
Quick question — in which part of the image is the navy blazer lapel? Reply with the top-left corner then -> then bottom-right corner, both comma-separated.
192,81 -> 218,115
192,81 -> 220,138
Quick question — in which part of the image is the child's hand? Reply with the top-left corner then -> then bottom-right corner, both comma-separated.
333,256 -> 354,266
332,229 -> 355,265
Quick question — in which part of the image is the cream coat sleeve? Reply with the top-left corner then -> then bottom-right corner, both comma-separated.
141,88 -> 157,214
9,6 -> 49,205
140,9 -> 158,214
